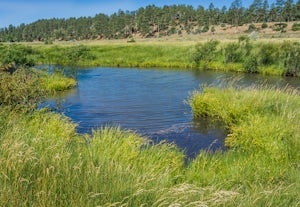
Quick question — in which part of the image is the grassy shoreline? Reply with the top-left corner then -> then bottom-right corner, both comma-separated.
1,37 -> 300,77
0,67 -> 299,206
25,39 -> 299,77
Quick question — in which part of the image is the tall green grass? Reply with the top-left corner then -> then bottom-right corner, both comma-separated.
3,41 -> 300,76
1,82 -> 299,206
189,84 -> 300,206
35,44 -> 195,69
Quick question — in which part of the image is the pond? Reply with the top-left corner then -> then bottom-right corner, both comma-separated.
42,67 -> 299,158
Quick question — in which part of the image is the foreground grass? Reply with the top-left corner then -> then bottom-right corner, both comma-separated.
1,83 -> 299,206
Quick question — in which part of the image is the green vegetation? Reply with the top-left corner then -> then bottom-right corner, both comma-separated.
1,69 -> 299,206
0,44 -> 36,72
1,0 -> 300,42
2,39 -> 300,77
1,24 -> 300,205
292,22 -> 300,31
35,44 -> 195,69
2,38 -> 300,77
193,39 -> 300,76
189,84 -> 300,206
0,68 -> 76,111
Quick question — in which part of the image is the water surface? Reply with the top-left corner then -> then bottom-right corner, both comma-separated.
43,67 -> 299,157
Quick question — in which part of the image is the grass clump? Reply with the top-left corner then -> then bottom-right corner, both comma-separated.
189,84 -> 300,205
0,108 -> 186,206
39,70 -> 77,92
0,68 -> 76,111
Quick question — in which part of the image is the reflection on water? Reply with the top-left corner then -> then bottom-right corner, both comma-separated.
149,118 -> 227,158
41,67 -> 300,158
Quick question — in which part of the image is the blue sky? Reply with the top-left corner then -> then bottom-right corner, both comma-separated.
0,0 -> 276,28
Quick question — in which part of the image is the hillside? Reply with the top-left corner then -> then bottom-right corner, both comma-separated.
1,2 -> 300,42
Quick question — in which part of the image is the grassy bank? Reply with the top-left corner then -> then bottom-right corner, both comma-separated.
28,39 -> 299,77
0,68 -> 76,111
1,39 -> 300,77
1,68 -> 299,206
189,85 -> 300,206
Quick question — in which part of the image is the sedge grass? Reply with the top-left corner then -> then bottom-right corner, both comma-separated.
188,84 -> 300,206
1,81 -> 300,206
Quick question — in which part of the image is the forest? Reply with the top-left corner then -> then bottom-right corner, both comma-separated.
1,0 -> 300,42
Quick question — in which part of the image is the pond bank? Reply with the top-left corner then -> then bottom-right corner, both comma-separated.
1,81 -> 299,206
27,40 -> 300,77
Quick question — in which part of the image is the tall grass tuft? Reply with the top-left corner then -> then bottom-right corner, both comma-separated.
188,84 -> 300,206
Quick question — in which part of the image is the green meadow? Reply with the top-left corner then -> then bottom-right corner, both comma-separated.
23,37 -> 298,77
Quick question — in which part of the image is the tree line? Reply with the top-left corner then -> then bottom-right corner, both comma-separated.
1,0 -> 300,42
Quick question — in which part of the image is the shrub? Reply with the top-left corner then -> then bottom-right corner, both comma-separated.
238,35 -> 250,43
168,27 -> 177,35
0,68 -> 45,110
291,22 -> 300,31
223,43 -> 241,63
192,40 -> 219,64
272,23 -> 287,32
261,22 -> 268,29
0,44 -> 35,71
247,24 -> 256,32
244,54 -> 258,73
202,25 -> 209,33
211,26 -> 216,33
220,23 -> 226,27
281,42 -> 300,76
127,38 -> 136,43
256,44 -> 279,65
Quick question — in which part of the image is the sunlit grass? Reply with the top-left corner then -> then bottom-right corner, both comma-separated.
39,72 -> 77,92
189,84 -> 300,206
1,81 -> 299,206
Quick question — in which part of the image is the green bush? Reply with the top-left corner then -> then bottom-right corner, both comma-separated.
291,22 -> 300,31
211,26 -> 216,33
261,22 -> 268,29
256,43 -> 280,65
281,42 -> 300,76
223,43 -> 241,63
244,54 -> 258,73
0,68 -> 44,110
247,24 -> 256,32
272,23 -> 287,32
0,44 -> 35,71
192,40 -> 219,64
202,25 -> 209,33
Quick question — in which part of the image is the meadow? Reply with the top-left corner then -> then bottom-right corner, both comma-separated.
17,36 -> 299,77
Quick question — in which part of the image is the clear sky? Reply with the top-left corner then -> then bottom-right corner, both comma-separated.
0,0 -> 276,28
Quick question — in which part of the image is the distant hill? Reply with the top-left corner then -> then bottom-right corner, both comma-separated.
1,2 -> 300,42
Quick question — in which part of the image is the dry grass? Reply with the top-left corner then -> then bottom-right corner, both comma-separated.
17,21 -> 300,47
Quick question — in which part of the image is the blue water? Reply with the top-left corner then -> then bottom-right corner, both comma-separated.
43,67 -> 299,157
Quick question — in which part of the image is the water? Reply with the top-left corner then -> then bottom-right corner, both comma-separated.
42,67 -> 299,158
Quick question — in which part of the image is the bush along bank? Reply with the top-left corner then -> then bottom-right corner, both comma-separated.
192,38 -> 300,77
1,41 -> 300,77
